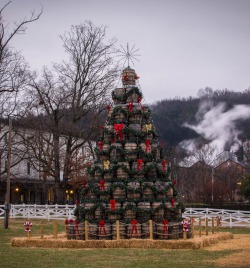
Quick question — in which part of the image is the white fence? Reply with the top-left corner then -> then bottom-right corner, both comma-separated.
0,204 -> 76,220
183,207 -> 250,228
0,205 -> 250,227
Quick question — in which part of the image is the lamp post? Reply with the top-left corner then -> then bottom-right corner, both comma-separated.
211,167 -> 214,203
4,117 -> 12,229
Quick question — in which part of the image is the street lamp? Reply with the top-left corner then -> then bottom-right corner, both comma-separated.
211,167 -> 214,203
4,117 -> 12,229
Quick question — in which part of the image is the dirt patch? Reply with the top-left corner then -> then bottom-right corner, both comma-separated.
208,234 -> 250,267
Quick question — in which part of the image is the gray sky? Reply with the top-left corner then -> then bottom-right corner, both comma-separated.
5,0 -> 250,103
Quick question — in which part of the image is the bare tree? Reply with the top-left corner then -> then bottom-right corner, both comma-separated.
24,21 -> 118,203
0,1 -> 42,94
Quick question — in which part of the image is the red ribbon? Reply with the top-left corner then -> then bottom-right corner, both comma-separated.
99,220 -> 107,235
114,123 -> 124,140
100,179 -> 105,191
123,75 -> 129,81
137,159 -> 143,171
171,198 -> 175,208
130,219 -> 139,237
106,105 -> 111,113
110,199 -> 116,210
98,141 -> 103,151
145,139 -> 151,152
173,179 -> 177,185
162,160 -> 167,172
128,102 -> 134,112
162,220 -> 168,234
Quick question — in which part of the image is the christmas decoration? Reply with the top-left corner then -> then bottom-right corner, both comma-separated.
76,62 -> 182,240
24,221 -> 32,232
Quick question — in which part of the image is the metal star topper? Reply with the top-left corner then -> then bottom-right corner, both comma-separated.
117,43 -> 141,67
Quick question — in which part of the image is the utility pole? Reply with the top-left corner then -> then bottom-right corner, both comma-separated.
4,117 -> 12,229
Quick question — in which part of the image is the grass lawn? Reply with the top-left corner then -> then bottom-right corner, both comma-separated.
0,219 -> 248,268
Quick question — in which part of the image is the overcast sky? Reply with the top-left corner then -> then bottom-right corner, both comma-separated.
5,0 -> 250,104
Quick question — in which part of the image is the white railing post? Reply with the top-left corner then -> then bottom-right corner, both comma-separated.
230,214 -> 232,228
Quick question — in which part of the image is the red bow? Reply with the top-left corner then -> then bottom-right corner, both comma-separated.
171,198 -> 175,208
75,200 -> 79,206
128,102 -> 134,112
82,180 -> 87,188
98,141 -> 103,151
130,219 -> 139,237
123,75 -> 129,81
162,219 -> 168,234
100,125 -> 104,129
100,179 -> 105,191
173,179 -> 177,185
145,139 -> 151,152
110,199 -> 116,210
106,105 -> 111,113
99,220 -> 107,235
137,159 -> 144,171
162,160 -> 167,172
114,124 -> 124,140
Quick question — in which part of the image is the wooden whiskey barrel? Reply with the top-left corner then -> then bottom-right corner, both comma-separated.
112,222 -> 126,239
137,202 -> 151,222
110,143 -> 123,161
113,88 -> 126,104
116,162 -> 130,180
122,68 -> 136,86
127,181 -> 141,200
152,202 -> 164,222
124,142 -> 137,160
127,222 -> 142,238
142,182 -> 154,199
112,186 -> 126,199
123,202 -> 136,221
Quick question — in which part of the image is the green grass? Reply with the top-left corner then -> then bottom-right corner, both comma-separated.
0,219 -> 248,268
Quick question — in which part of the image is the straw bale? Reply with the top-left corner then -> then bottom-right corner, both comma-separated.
11,232 -> 233,250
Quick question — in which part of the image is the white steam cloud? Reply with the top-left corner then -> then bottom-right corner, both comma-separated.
180,102 -> 250,153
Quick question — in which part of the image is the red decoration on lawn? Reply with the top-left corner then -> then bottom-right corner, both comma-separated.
99,220 -> 107,235
110,199 -> 116,210
145,139 -> 151,152
128,102 -> 134,112
162,219 -> 169,234
130,219 -> 139,237
182,218 -> 191,232
114,123 -> 124,140
171,198 -> 175,208
98,141 -> 103,151
100,179 -> 105,191
137,159 -> 144,171
24,221 -> 32,232
162,160 -> 167,172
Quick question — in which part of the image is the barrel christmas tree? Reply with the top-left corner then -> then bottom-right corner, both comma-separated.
75,65 -> 183,239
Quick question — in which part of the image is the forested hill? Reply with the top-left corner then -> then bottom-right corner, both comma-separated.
150,88 -> 250,148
